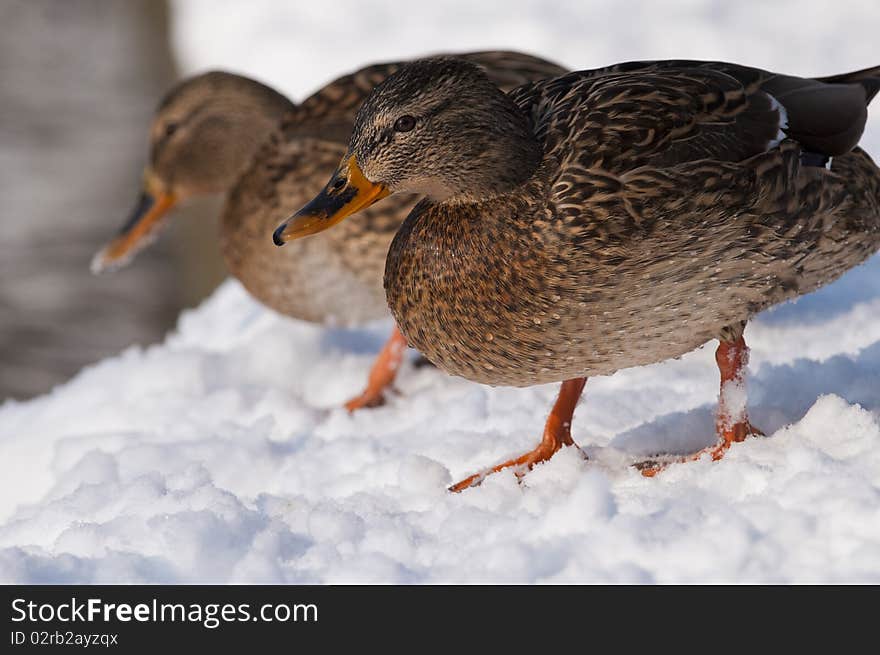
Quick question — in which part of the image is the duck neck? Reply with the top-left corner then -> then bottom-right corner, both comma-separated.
212,96 -> 295,191
446,95 -> 543,204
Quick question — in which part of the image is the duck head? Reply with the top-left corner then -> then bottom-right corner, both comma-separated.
273,58 -> 542,244
92,71 -> 292,273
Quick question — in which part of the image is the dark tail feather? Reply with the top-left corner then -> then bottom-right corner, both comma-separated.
759,66 -> 880,157
816,64 -> 880,104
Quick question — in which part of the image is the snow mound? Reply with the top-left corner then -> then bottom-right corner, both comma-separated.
3,0 -> 880,584
2,276 -> 880,583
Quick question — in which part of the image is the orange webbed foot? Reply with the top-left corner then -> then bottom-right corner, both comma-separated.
635,420 -> 764,477
343,388 -> 390,412
637,333 -> 763,477
449,378 -> 588,492
449,440 -> 584,492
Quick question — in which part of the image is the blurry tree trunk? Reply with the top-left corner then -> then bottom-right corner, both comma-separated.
0,0 -> 224,400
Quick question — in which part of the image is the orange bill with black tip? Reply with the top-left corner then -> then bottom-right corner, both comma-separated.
90,169 -> 177,274
273,155 -> 389,245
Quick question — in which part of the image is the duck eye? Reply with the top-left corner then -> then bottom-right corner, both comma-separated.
164,122 -> 179,137
331,177 -> 346,191
393,115 -> 416,132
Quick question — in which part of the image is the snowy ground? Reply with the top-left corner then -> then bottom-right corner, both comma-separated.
2,0 -> 880,583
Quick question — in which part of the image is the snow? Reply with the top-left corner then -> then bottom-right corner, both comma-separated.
2,0 -> 880,583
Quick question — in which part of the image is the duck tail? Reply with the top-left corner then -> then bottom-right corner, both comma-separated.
815,65 -> 880,105
759,65 -> 880,158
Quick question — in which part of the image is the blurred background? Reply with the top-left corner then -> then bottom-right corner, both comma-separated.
2,0 -> 878,400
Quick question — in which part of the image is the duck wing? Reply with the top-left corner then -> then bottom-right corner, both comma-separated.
460,50 -> 568,91
512,60 -> 874,176
282,63 -> 407,144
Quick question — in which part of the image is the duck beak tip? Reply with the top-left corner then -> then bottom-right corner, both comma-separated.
93,183 -> 177,274
90,250 -> 108,275
272,224 -> 288,246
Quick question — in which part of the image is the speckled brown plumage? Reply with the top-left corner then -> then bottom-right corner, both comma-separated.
219,51 -> 567,324
360,59 -> 880,385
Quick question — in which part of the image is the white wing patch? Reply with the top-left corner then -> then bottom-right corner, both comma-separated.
766,93 -> 789,149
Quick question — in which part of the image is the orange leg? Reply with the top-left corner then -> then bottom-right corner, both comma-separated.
710,335 -> 763,458
639,336 -> 763,477
449,377 -> 588,493
344,326 -> 408,412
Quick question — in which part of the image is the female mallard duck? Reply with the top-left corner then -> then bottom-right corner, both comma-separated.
91,52 -> 567,411
276,58 -> 880,490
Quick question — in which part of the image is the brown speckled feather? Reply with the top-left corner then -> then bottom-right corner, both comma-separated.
221,52 -> 566,324
382,60 -> 880,385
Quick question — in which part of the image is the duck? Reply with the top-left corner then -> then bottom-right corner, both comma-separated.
91,52 -> 567,411
275,57 -> 880,490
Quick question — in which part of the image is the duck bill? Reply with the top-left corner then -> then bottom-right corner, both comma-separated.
273,156 -> 389,245
91,170 -> 177,274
